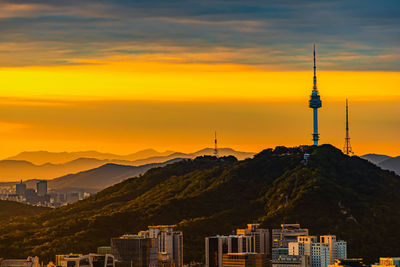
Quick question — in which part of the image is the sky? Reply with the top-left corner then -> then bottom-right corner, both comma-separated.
0,0 -> 399,158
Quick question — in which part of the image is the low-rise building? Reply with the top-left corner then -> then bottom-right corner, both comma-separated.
0,257 -> 40,267
272,255 -> 310,267
328,259 -> 366,267
222,253 -> 268,267
372,258 -> 400,267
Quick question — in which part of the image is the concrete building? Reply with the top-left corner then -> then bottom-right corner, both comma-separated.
222,253 -> 268,267
36,180 -> 47,197
67,192 -> 80,203
15,181 -> 26,197
148,225 -> 183,267
205,236 -> 228,267
310,243 -> 329,267
55,254 -> 82,267
236,224 -> 270,256
0,257 -> 40,267
372,258 -> 400,267
288,236 -> 330,267
61,254 -> 114,267
272,255 -> 310,267
111,234 -> 158,267
272,224 -> 309,260
98,247 -> 112,255
328,259 -> 366,267
205,235 -> 259,267
320,236 -> 347,264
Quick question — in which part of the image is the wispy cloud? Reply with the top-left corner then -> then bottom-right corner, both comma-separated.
0,0 -> 398,70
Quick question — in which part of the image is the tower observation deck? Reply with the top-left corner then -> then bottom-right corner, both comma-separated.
309,44 -> 322,145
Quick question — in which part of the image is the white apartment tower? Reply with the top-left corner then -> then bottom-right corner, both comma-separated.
320,235 -> 347,264
289,236 -> 330,267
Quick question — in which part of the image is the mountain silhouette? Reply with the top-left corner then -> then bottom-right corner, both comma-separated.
361,153 -> 400,175
0,148 -> 254,181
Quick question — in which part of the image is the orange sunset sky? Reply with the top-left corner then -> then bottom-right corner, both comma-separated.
0,1 -> 399,158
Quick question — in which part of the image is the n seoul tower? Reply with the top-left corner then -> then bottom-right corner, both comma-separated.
309,44 -> 322,146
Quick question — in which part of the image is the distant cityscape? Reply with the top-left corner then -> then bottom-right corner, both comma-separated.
0,223 -> 398,267
0,180 -> 91,207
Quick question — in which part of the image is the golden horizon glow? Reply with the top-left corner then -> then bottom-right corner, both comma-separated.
0,58 -> 399,162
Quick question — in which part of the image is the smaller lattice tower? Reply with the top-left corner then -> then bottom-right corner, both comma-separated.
343,99 -> 354,155
214,131 -> 218,157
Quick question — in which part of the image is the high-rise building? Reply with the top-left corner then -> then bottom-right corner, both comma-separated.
236,224 -> 270,256
272,224 -> 309,260
111,234 -> 158,267
205,235 -> 256,267
320,236 -> 347,264
310,243 -> 330,267
222,253 -> 268,267
289,236 -> 330,267
16,180 -> 26,197
36,180 -> 47,197
205,236 -> 228,267
148,225 -> 183,267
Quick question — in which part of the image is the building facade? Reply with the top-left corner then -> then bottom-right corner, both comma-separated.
272,255 -> 310,267
289,236 -> 330,267
272,224 -> 309,260
148,225 -> 183,267
111,234 -> 158,267
236,224 -> 270,256
222,253 -> 268,267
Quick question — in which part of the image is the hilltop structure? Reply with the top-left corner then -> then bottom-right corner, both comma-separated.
343,99 -> 354,155
309,45 -> 322,146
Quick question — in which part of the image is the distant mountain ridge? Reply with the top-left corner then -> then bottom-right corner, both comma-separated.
6,149 -> 175,165
0,148 -> 254,181
361,153 -> 400,175
48,158 -> 184,192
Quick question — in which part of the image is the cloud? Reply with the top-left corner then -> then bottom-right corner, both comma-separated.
0,0 -> 398,70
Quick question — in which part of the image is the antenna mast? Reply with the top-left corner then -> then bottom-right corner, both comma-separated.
214,131 -> 218,157
343,99 -> 354,155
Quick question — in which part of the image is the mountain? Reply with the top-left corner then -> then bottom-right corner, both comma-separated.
1,145 -> 398,263
361,154 -> 400,175
361,154 -> 392,165
0,158 -> 132,181
378,156 -> 400,175
6,149 -> 176,165
124,148 -> 254,166
48,159 -> 183,192
0,148 -> 254,181
0,200 -> 49,222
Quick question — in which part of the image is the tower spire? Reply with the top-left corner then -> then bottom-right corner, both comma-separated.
309,44 -> 322,146
214,131 -> 218,157
343,99 -> 354,155
313,44 -> 317,90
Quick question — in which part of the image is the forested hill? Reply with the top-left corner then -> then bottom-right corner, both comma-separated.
0,200 -> 49,221
0,144 -> 399,264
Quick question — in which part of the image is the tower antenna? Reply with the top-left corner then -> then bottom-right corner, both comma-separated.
343,99 -> 354,155
309,44 -> 322,145
214,131 -> 218,157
